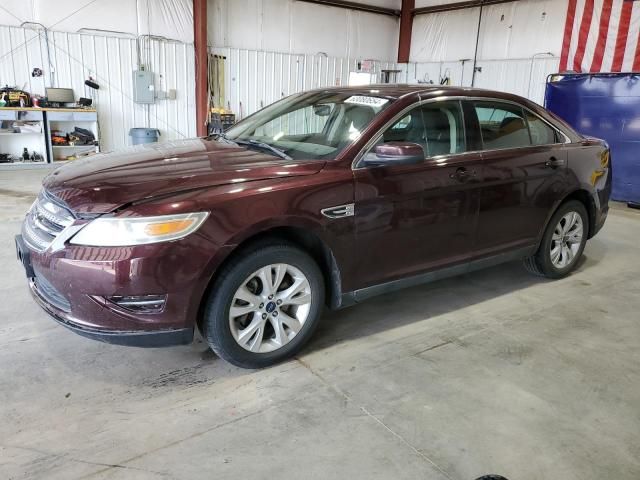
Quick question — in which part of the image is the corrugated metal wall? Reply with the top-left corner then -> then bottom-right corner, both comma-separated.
409,1 -> 565,64
473,57 -> 560,106
400,56 -> 561,105
211,47 -> 558,120
211,47 -> 402,120
0,24 -> 196,152
1,22 -> 561,156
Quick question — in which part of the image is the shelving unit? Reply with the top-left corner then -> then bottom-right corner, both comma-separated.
0,107 -> 99,166
46,109 -> 99,162
0,108 -> 47,166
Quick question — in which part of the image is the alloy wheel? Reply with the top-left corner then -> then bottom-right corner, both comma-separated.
550,211 -> 584,269
229,263 -> 312,353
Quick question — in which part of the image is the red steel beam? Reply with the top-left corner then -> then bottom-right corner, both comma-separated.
398,0 -> 415,63
194,0 -> 208,136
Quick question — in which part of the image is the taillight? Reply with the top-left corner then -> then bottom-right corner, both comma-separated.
591,149 -> 610,186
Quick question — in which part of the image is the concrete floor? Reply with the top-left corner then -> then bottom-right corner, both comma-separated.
1,168 -> 640,480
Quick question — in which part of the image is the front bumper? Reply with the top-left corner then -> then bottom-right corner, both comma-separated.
29,276 -> 193,347
17,233 -> 204,347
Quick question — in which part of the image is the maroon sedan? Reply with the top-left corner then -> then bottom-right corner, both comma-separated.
16,85 -> 611,368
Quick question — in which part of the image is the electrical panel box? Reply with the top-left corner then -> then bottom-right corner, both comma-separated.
133,70 -> 155,104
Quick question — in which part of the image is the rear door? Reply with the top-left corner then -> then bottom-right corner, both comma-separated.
352,98 -> 483,289
466,100 -> 569,256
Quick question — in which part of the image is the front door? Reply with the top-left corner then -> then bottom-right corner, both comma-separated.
352,99 -> 483,289
467,100 -> 569,256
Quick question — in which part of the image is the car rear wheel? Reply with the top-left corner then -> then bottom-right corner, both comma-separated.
200,242 -> 325,368
524,200 -> 589,279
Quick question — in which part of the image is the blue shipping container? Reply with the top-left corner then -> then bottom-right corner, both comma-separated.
545,73 -> 640,204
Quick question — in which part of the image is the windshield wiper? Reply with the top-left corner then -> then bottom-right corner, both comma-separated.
232,139 -> 292,161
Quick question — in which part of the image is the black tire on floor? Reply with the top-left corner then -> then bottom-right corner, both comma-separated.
200,242 -> 325,369
523,199 -> 589,279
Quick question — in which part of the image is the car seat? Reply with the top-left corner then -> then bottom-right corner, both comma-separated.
340,105 -> 376,143
493,116 -> 529,147
424,109 -> 453,156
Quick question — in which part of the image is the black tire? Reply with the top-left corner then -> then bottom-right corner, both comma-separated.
523,200 -> 589,279
200,242 -> 325,369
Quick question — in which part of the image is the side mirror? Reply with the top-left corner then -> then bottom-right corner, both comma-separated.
364,142 -> 425,167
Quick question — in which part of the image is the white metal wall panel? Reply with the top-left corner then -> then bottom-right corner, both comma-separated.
0,24 -> 196,153
209,0 -> 399,60
213,46 -> 402,120
411,0 -> 567,63
400,56 -> 560,105
0,0 -> 194,43
477,1 -> 565,60
403,60 -> 475,87
472,57 -> 560,105
410,8 -> 481,62
406,0 -> 566,105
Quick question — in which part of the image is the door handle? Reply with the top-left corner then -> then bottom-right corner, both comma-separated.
450,167 -> 476,181
545,156 -> 566,168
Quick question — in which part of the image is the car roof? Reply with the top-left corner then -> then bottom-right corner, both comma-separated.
306,84 -> 524,102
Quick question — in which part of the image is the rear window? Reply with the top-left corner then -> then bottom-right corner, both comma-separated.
526,111 -> 558,145
474,102 -> 531,150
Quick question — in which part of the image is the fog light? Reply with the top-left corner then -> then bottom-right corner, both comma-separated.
106,294 -> 167,314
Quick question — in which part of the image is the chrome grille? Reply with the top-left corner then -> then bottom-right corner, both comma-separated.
22,191 -> 75,252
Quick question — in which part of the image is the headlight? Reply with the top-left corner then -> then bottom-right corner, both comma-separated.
70,212 -> 209,247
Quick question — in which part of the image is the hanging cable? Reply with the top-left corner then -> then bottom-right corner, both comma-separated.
471,1 -> 485,87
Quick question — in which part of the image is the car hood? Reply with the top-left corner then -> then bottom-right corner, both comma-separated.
43,138 -> 325,214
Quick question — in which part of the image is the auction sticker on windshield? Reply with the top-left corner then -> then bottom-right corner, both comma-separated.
344,96 -> 389,107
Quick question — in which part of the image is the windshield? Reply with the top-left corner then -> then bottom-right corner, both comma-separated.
223,91 -> 394,160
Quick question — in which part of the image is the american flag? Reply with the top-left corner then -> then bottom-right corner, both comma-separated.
560,0 -> 640,73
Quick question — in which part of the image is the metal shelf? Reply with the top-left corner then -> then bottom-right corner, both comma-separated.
1,108 -> 99,164
0,132 -> 42,136
52,145 -> 98,148
0,109 -> 46,166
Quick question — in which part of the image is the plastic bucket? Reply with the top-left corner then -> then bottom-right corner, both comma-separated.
129,128 -> 160,145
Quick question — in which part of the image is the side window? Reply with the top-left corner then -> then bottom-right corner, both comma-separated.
379,106 -> 426,148
391,115 -> 412,130
475,102 -> 531,150
360,105 -> 425,164
421,101 -> 466,156
370,100 -> 466,158
526,111 -> 558,145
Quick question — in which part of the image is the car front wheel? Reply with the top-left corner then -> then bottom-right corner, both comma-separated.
200,243 -> 325,368
524,200 -> 589,279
